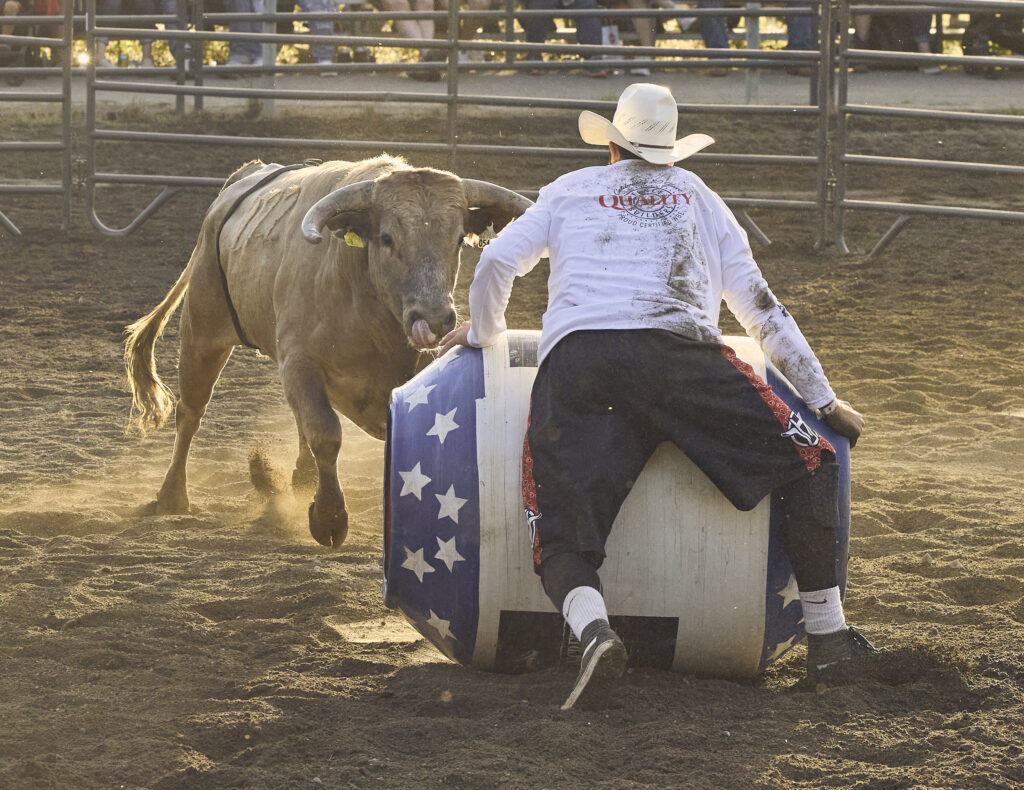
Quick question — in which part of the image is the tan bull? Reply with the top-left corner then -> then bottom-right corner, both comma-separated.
124,155 -> 531,547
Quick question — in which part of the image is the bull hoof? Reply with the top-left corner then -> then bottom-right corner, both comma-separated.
308,500 -> 349,548
156,487 -> 190,515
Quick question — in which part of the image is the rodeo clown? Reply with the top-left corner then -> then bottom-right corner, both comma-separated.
440,83 -> 877,710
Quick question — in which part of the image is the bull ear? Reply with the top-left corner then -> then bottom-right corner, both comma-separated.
465,207 -> 517,241
324,211 -> 371,246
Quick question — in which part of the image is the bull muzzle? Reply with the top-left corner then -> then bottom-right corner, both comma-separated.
405,305 -> 457,351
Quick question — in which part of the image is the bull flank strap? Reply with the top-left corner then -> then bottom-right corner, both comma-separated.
215,161 -> 315,351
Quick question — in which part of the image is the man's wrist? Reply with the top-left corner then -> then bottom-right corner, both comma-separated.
817,399 -> 839,418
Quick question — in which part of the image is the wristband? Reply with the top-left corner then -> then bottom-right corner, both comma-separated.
818,399 -> 839,417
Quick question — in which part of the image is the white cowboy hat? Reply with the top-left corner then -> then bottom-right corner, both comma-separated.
578,83 -> 715,165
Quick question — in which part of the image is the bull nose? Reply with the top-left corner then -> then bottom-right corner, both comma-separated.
437,306 -> 457,336
407,306 -> 456,337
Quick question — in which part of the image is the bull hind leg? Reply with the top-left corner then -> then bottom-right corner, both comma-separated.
156,338 -> 234,514
291,424 -> 318,491
280,356 -> 348,548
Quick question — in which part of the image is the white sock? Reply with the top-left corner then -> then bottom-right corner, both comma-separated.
799,586 -> 847,635
562,585 -> 609,641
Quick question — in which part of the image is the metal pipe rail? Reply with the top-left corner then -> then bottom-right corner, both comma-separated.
832,0 -> 1024,257
6,0 -> 1009,255
0,4 -> 72,235
78,0 -> 830,236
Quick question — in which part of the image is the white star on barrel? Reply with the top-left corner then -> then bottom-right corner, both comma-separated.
426,408 -> 459,444
398,462 -> 431,500
426,609 -> 454,641
435,485 -> 468,524
405,383 -> 435,412
401,546 -> 435,583
432,348 -> 459,371
765,634 -> 796,663
434,536 -> 466,572
777,573 -> 800,609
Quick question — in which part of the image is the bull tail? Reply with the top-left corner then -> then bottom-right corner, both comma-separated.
123,253 -> 196,435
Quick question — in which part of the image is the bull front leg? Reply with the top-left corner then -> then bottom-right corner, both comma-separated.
280,355 -> 349,548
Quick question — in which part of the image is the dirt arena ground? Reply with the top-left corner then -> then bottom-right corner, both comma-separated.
2,104 -> 1023,789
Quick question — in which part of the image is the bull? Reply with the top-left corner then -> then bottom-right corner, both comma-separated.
124,155 -> 531,547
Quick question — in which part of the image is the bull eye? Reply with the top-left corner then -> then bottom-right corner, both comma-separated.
380,232 -> 394,248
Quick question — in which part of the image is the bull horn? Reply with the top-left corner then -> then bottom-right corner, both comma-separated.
301,180 -> 376,244
462,179 -> 534,215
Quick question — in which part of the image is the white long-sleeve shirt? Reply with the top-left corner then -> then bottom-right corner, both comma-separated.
467,159 -> 836,410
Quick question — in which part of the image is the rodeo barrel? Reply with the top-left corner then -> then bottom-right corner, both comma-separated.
383,330 -> 850,679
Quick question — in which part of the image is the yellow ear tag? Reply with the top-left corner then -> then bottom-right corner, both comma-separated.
343,231 -> 364,248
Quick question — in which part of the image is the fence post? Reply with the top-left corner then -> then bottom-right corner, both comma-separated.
174,0 -> 187,117
61,0 -> 73,231
85,0 -> 97,228
813,0 -> 840,250
193,0 -> 204,112
262,0 -> 276,118
446,1 -> 459,172
744,3 -> 761,105
833,0 -> 850,253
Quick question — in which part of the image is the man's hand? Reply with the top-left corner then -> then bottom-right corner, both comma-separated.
823,399 -> 864,448
438,321 -> 472,357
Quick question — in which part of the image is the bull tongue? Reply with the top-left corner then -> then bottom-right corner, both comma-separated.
411,318 -> 438,350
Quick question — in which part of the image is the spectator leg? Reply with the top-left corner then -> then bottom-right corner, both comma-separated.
697,0 -> 729,49
378,0 -> 431,42
624,0 -> 655,49
225,0 -> 264,64
517,0 -> 555,65
95,0 -> 125,65
785,0 -> 815,51
297,0 -> 337,62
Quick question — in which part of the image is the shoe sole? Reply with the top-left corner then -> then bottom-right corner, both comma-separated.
561,639 -> 627,710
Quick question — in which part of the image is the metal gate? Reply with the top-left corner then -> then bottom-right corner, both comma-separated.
0,1 -> 73,234
2,0 -> 1022,252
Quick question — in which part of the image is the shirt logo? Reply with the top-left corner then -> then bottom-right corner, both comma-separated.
597,186 -> 691,227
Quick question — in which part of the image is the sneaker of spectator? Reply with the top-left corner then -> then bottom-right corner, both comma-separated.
408,48 -> 445,81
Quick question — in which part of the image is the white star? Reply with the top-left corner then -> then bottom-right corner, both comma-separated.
425,609 -> 454,641
777,574 -> 800,609
398,462 -> 431,500
426,408 -> 459,444
401,546 -> 435,583
435,536 -> 466,572
405,383 -> 435,412
765,635 -> 796,663
433,348 -> 460,371
435,485 -> 468,524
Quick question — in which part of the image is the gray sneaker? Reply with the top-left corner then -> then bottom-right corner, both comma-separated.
561,619 -> 627,710
806,626 -> 878,685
